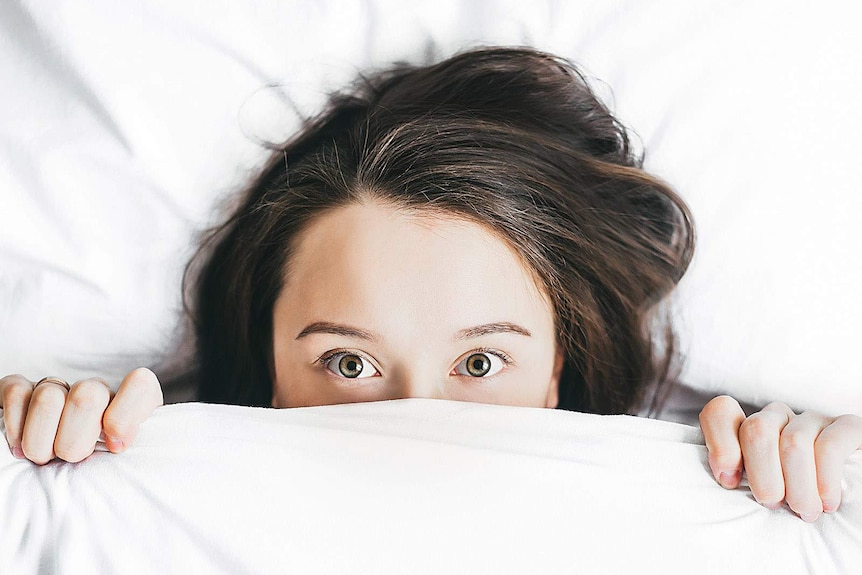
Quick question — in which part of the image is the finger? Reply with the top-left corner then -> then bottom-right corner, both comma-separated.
780,411 -> 831,522
699,395 -> 746,488
760,402 -> 797,418
739,403 -> 794,508
0,375 -> 35,458
53,378 -> 112,463
815,414 -> 862,513
101,368 -> 164,453
21,382 -> 69,465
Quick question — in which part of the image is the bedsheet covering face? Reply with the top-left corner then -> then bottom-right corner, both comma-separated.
1,399 -> 860,574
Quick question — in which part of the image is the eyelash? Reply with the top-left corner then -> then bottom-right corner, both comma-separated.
314,347 -> 514,376
470,347 -> 514,367
315,348 -> 378,373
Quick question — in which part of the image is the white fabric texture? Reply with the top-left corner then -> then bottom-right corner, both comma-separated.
0,0 -> 860,415
2,399 -> 861,574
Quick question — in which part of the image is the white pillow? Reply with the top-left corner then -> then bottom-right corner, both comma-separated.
1,0 -> 858,415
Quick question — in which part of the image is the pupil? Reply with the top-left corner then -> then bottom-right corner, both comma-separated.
467,354 -> 491,376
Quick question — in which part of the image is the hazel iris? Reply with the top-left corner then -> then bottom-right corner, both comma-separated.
465,353 -> 491,377
338,354 -> 364,378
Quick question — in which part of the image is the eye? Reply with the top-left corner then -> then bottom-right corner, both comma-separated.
453,350 -> 508,378
322,352 -> 379,379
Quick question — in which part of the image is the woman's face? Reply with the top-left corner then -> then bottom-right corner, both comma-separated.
271,198 -> 563,409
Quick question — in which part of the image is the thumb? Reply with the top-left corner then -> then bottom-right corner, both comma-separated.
101,368 -> 164,453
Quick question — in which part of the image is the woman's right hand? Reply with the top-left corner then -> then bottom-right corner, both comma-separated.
0,368 -> 164,465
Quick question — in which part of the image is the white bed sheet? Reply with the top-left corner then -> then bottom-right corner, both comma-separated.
2,399 -> 860,574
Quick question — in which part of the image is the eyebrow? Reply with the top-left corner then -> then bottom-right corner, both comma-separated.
296,322 -> 379,342
454,322 -> 532,340
295,321 -> 531,341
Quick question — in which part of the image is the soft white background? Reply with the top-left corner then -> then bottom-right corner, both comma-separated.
0,0 -> 860,415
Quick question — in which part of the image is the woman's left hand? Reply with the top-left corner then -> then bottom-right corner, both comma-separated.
699,395 -> 862,522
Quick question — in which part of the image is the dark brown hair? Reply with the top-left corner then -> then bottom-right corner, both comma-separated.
180,46 -> 695,415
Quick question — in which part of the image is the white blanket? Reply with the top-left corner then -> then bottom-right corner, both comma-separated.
2,399 -> 860,574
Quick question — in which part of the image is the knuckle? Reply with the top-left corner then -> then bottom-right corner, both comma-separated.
3,382 -> 32,406
124,373 -> 148,394
29,387 -> 67,415
813,436 -> 842,461
836,413 -> 862,430
31,382 -> 67,403
125,368 -> 162,402
712,394 -> 740,409
66,393 -> 103,414
67,381 -> 109,412
130,367 -> 153,379
701,395 -> 738,418
0,374 -> 28,388
73,377 -> 110,393
779,429 -> 810,457
739,415 -> 774,444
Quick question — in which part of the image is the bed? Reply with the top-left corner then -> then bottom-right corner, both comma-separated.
1,1 -> 861,573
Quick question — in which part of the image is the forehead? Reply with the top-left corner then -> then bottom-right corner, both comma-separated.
279,200 -> 554,339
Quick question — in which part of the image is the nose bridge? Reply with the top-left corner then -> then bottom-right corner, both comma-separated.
390,363 -> 445,400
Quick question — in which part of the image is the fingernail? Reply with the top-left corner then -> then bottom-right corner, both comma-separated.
763,501 -> 783,510
801,512 -> 820,522
822,500 -> 838,513
11,446 -> 25,459
107,436 -> 125,450
719,470 -> 741,488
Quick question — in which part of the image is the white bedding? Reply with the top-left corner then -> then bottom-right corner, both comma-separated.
2,399 -> 861,574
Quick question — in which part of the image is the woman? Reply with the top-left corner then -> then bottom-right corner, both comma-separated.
2,47 -> 859,523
